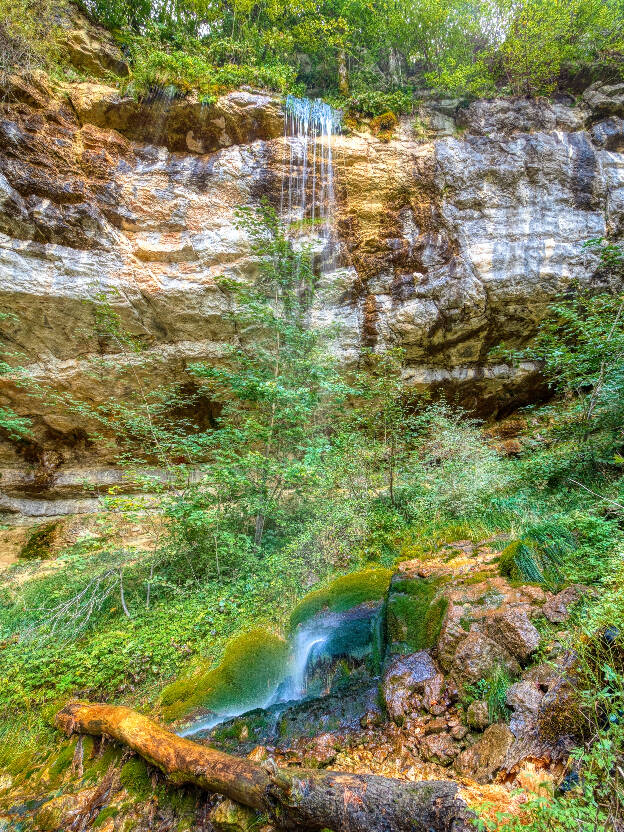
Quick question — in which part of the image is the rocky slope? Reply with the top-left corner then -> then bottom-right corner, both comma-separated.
1,39 -> 624,520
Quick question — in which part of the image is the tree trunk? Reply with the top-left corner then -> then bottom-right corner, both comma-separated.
56,703 -> 471,832
338,50 -> 349,96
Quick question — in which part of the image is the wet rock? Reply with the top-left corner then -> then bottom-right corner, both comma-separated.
381,651 -> 446,723
542,585 -> 587,623
419,732 -> 459,766
450,632 -> 520,685
506,680 -> 543,738
454,724 -> 514,783
210,798 -> 259,832
583,82 -> 624,118
466,700 -> 490,732
424,717 -> 447,735
483,608 -> 540,662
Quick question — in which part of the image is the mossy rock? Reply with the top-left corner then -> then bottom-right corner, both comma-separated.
161,629 -> 289,721
386,577 -> 448,654
19,521 -> 60,560
209,798 -> 260,832
47,739 -> 77,784
289,568 -> 393,631
120,757 -> 152,800
93,806 -> 120,827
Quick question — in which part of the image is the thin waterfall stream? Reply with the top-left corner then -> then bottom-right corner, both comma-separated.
281,95 -> 342,271
180,97 -> 345,741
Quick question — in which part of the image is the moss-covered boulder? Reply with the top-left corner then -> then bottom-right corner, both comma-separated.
161,629 -> 289,721
289,568 -> 393,630
386,575 -> 448,655
209,798 -> 260,832
19,521 -> 60,560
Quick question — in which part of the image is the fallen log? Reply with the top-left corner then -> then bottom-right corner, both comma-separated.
56,703 -> 472,832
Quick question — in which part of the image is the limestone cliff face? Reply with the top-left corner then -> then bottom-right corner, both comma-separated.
1,70 -> 624,516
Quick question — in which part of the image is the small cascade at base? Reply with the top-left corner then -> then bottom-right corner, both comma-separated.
181,601 -> 383,739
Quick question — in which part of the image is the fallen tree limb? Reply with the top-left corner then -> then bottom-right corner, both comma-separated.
56,702 -> 472,832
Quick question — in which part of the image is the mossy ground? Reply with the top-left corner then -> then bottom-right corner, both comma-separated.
19,521 -> 59,560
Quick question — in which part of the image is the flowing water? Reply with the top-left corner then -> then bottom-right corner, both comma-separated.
181,98 -> 345,740
280,95 -> 342,271
180,612 -> 342,737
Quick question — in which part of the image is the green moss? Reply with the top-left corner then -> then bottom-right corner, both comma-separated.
161,629 -> 289,721
462,571 -> 493,586
289,568 -> 393,631
386,577 -> 447,653
156,784 -> 197,815
48,740 -> 76,783
94,806 -> 119,827
120,757 -> 152,800
19,521 -> 59,561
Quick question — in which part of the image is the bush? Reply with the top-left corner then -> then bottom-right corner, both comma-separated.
0,0 -> 63,78
127,45 -> 299,99
340,88 -> 414,117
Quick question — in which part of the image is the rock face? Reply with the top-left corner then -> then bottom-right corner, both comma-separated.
1,67 -> 624,517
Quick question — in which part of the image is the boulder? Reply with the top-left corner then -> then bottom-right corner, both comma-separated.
466,700 -> 490,732
542,585 -> 587,623
419,733 -> 460,766
583,82 -> 624,118
450,632 -> 520,685
454,724 -> 514,783
381,651 -> 447,723
483,608 -> 540,662
506,679 -> 543,738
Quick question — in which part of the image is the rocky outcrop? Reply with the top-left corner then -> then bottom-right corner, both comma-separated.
1,69 -> 624,516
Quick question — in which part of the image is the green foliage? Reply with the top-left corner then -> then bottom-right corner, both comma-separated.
160,629 -> 288,720
126,45 -> 298,98
465,664 -> 513,723
0,0 -> 64,78
79,0 -> 622,104
289,568 -> 393,630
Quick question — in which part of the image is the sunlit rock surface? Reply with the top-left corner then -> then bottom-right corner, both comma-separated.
1,74 -> 624,513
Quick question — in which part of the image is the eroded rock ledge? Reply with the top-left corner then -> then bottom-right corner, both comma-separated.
1,75 -> 623,510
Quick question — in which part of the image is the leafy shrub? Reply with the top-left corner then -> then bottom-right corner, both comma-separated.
127,45 -> 298,99
341,88 -> 414,117
405,403 -> 509,522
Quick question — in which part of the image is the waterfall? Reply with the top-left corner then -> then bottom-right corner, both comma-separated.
280,95 -> 342,271
180,614 -> 340,737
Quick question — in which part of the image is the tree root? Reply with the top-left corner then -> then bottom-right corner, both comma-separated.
56,702 -> 472,832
